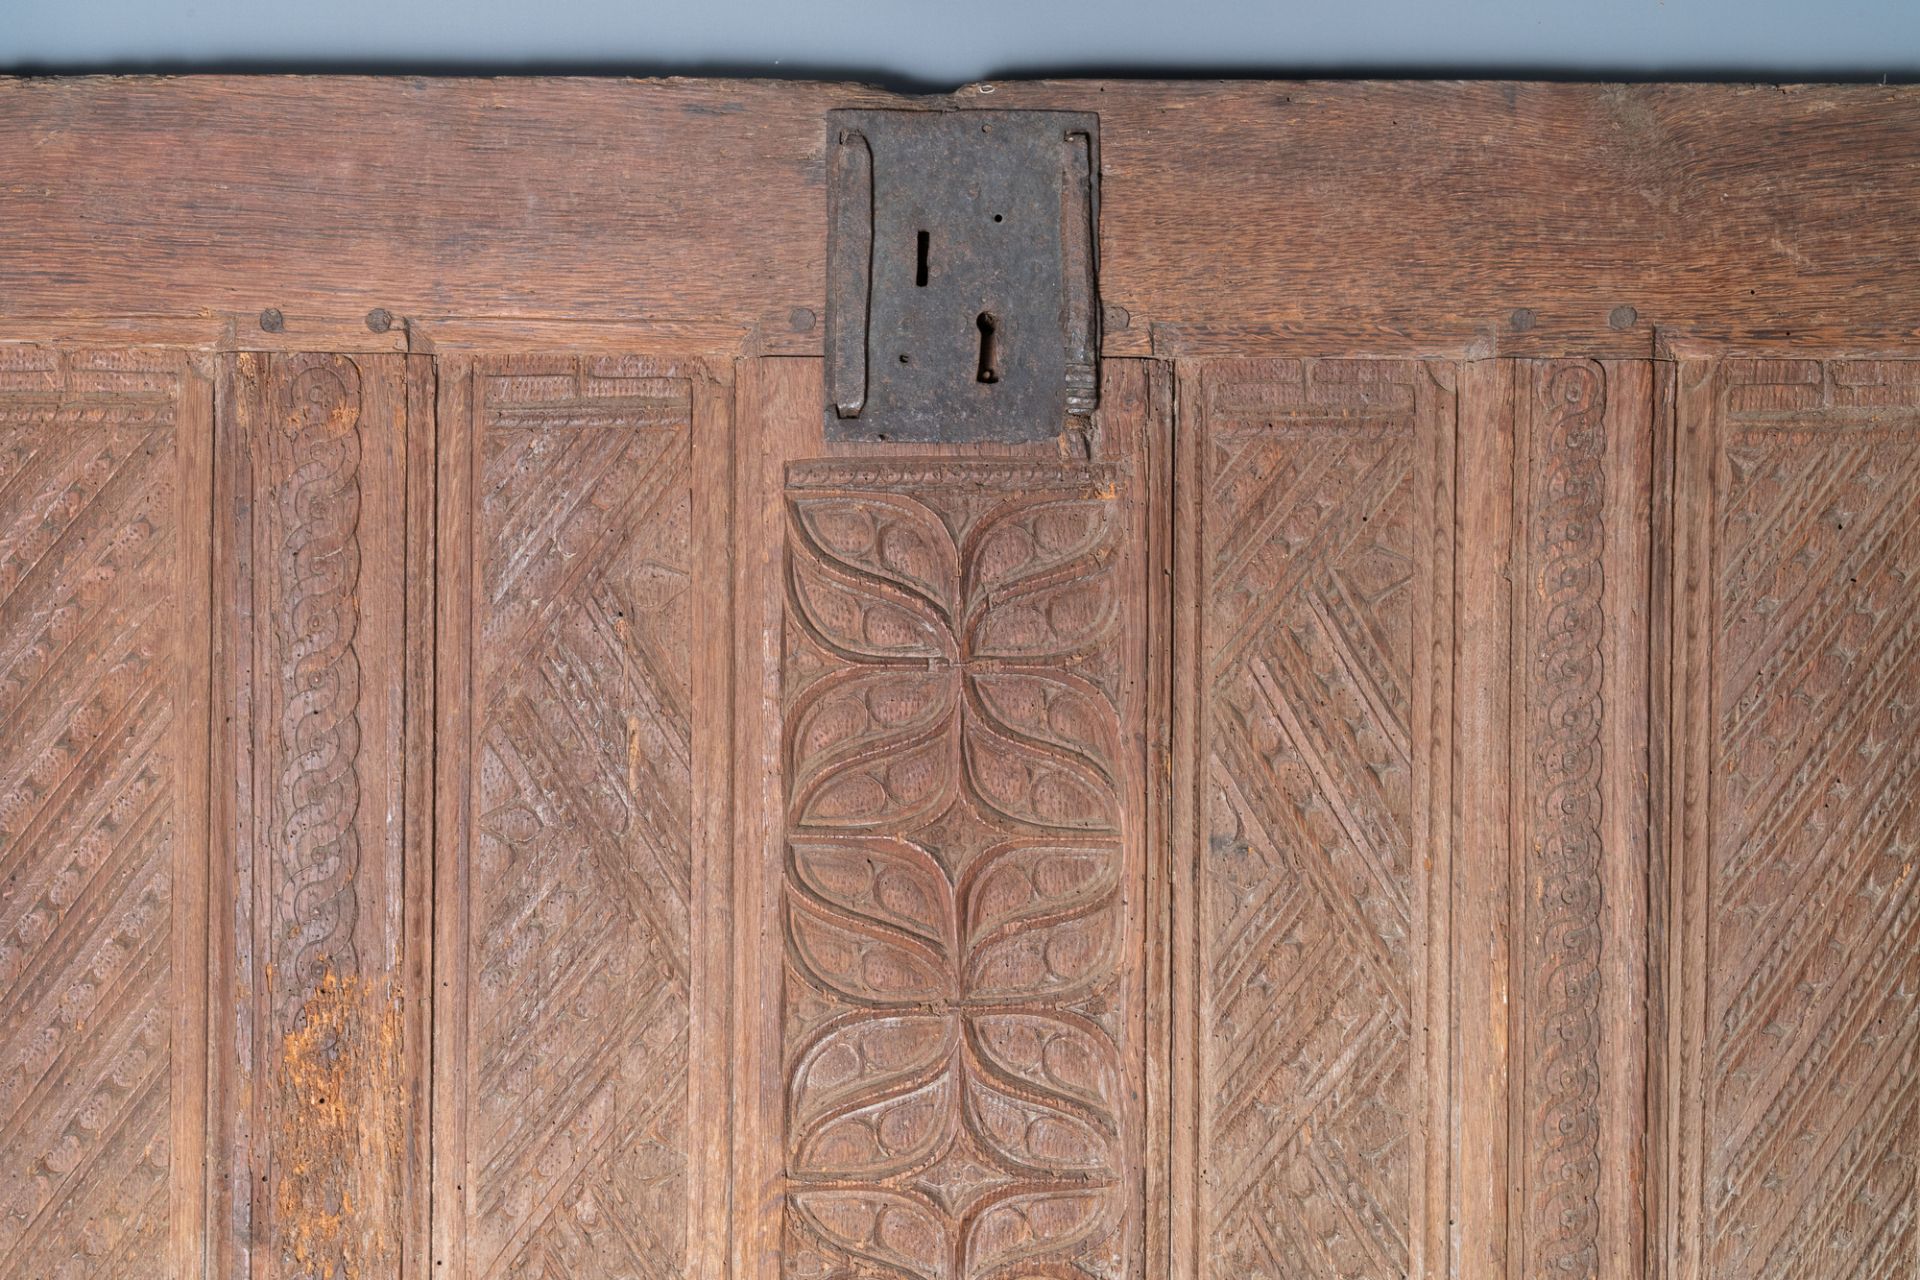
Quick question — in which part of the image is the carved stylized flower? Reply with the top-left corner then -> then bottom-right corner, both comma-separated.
783,834 -> 1125,1275
780,484 -> 1131,1277
784,491 -> 1123,834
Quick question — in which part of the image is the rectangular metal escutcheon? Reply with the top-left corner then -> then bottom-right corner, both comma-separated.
824,108 -> 1099,443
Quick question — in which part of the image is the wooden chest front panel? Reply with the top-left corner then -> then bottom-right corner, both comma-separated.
734,359 -> 1162,1280
1180,359 -> 1453,1278
210,351 -> 434,1280
1177,358 -> 1653,1279
1667,358 -> 1920,1280
0,348 -> 209,1280
435,356 -> 700,1279
1,77 -> 1917,1280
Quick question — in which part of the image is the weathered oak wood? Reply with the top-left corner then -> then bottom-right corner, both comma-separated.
0,347 -> 211,1280
1,75 -> 1917,1280
1665,357 -> 1920,1280
5,79 -> 1920,355
734,357 -> 1160,1280
429,353 -> 730,1280
209,351 -> 432,1280
1177,357 -> 1457,1278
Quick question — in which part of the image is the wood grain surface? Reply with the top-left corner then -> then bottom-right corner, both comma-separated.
1177,358 -> 1455,1279
209,351 -> 433,1280
0,347 -> 210,1280
429,354 -> 728,1280
734,359 -> 1159,1280
4,79 -> 1920,355
1664,357 -> 1920,1280
0,76 -> 1915,1280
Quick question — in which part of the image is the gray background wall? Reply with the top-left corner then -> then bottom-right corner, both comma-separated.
5,0 -> 1917,82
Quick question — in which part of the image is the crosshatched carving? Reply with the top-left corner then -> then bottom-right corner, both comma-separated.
464,357 -> 695,1280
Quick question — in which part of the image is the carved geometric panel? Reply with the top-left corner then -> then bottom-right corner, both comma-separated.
1670,357 -> 1920,1280
0,347 -> 208,1280
211,352 -> 431,1280
433,356 -> 701,1280
1185,357 -> 1651,1280
1185,358 -> 1453,1280
777,447 -> 1148,1280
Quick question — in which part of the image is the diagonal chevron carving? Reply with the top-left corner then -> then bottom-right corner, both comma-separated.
0,348 -> 184,1280
467,358 -> 695,1280
1696,359 -> 1920,1280
1199,360 -> 1433,1280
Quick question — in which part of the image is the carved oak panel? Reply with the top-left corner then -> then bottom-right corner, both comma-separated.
1184,358 -> 1652,1280
212,352 -> 432,1280
1670,357 -> 1920,1280
0,348 -> 208,1280
7,335 -> 1911,1280
1506,359 -> 1651,1280
434,356 -> 702,1280
775,442 -> 1149,1280
1185,359 -> 1453,1280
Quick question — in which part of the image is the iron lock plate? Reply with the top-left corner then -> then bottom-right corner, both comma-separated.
825,108 -> 1100,444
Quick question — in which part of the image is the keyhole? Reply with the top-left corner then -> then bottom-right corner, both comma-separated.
915,230 -> 929,287
975,312 -> 999,384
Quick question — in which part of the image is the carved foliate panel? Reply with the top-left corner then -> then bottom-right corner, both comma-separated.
0,348 -> 206,1280
215,352 -> 429,1280
1673,357 -> 1920,1279
778,452 -> 1146,1280
1190,359 -> 1452,1280
442,356 -> 698,1280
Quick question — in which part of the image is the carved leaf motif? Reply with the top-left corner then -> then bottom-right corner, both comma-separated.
791,1015 -> 955,1129
963,674 -> 1118,831
960,843 -> 1121,1000
794,1074 -> 954,1182
789,668 -> 961,830
964,1187 -> 1115,1276
791,837 -> 955,951
794,494 -> 961,608
790,1189 -> 949,1280
786,885 -> 954,1007
780,468 -> 1134,1280
789,496 -> 958,662
968,1012 -> 1124,1126
965,497 -> 1113,596
789,549 -> 951,663
790,1015 -> 958,1180
963,497 -> 1120,660
968,670 -> 1118,772
961,1036 -> 1119,1177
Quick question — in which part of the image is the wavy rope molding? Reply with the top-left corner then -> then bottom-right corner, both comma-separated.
1525,361 -> 1607,1280
273,354 -> 365,1014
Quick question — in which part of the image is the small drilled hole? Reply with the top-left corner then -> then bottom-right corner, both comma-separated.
991,213 -> 1004,223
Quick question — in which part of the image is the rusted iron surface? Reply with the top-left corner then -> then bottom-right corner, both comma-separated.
824,108 -> 1099,443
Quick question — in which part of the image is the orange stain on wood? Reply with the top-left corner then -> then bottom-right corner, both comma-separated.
273,968 -> 403,1280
